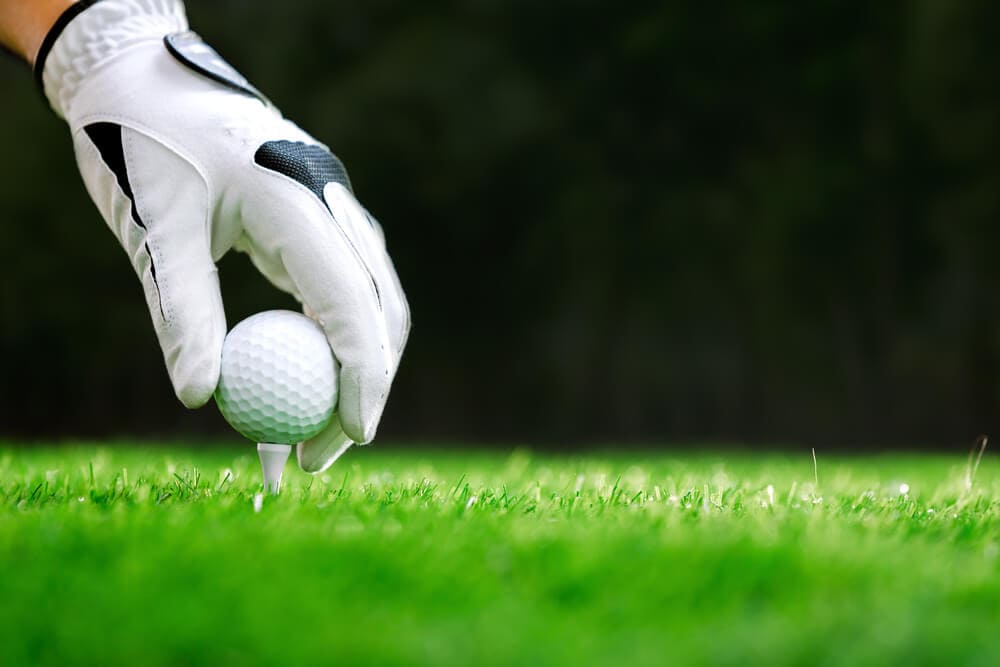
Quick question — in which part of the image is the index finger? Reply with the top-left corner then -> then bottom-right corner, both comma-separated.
242,171 -> 396,444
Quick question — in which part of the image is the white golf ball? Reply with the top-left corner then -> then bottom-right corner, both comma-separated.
215,310 -> 338,444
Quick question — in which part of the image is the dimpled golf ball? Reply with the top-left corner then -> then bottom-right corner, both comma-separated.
215,310 -> 338,444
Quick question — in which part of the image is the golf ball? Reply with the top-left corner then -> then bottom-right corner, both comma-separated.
215,310 -> 338,444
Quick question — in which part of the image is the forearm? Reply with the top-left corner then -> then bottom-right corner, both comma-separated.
0,0 -> 76,64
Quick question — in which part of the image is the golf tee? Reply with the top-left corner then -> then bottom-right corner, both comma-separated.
257,443 -> 292,494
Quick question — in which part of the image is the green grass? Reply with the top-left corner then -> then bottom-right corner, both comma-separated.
1,444 -> 999,666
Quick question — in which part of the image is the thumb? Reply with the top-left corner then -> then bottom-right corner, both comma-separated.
80,123 -> 226,407
297,413 -> 354,473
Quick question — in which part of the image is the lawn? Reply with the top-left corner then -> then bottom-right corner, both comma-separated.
1,444 -> 998,666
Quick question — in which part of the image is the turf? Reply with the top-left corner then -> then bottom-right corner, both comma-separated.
1,445 -> 998,666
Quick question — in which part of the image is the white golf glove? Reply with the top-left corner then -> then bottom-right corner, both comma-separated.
37,0 -> 410,472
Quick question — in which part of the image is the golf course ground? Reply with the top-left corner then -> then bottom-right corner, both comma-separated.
1,443 -> 998,666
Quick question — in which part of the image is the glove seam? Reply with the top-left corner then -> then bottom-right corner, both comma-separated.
251,164 -> 384,311
122,127 -> 172,326
73,112 -> 214,198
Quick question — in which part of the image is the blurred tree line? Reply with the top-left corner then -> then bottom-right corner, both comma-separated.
2,0 -> 1000,447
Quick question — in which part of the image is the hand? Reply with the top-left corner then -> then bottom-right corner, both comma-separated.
37,0 -> 409,472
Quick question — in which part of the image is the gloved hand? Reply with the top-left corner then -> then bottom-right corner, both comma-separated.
37,0 -> 409,472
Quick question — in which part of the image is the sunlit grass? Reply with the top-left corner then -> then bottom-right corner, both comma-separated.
1,444 -> 998,666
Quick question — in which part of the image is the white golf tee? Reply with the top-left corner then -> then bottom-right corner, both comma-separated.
257,443 -> 292,494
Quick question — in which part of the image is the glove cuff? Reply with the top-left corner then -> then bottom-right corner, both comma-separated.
36,0 -> 189,119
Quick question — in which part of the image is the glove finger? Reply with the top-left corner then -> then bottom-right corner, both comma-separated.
297,206 -> 410,473
78,124 -> 225,407
324,187 -> 411,366
241,175 -> 395,444
297,413 -> 354,473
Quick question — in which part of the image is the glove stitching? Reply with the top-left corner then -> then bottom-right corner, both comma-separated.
123,126 -> 173,326
74,112 -> 213,186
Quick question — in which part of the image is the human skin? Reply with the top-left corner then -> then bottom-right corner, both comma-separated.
0,0 -> 76,64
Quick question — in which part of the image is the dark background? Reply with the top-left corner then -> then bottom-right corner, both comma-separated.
3,1 -> 1000,448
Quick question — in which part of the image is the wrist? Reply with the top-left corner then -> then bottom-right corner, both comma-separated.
0,0 -> 75,64
36,0 -> 188,118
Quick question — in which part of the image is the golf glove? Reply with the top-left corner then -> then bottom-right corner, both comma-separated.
36,0 -> 410,472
